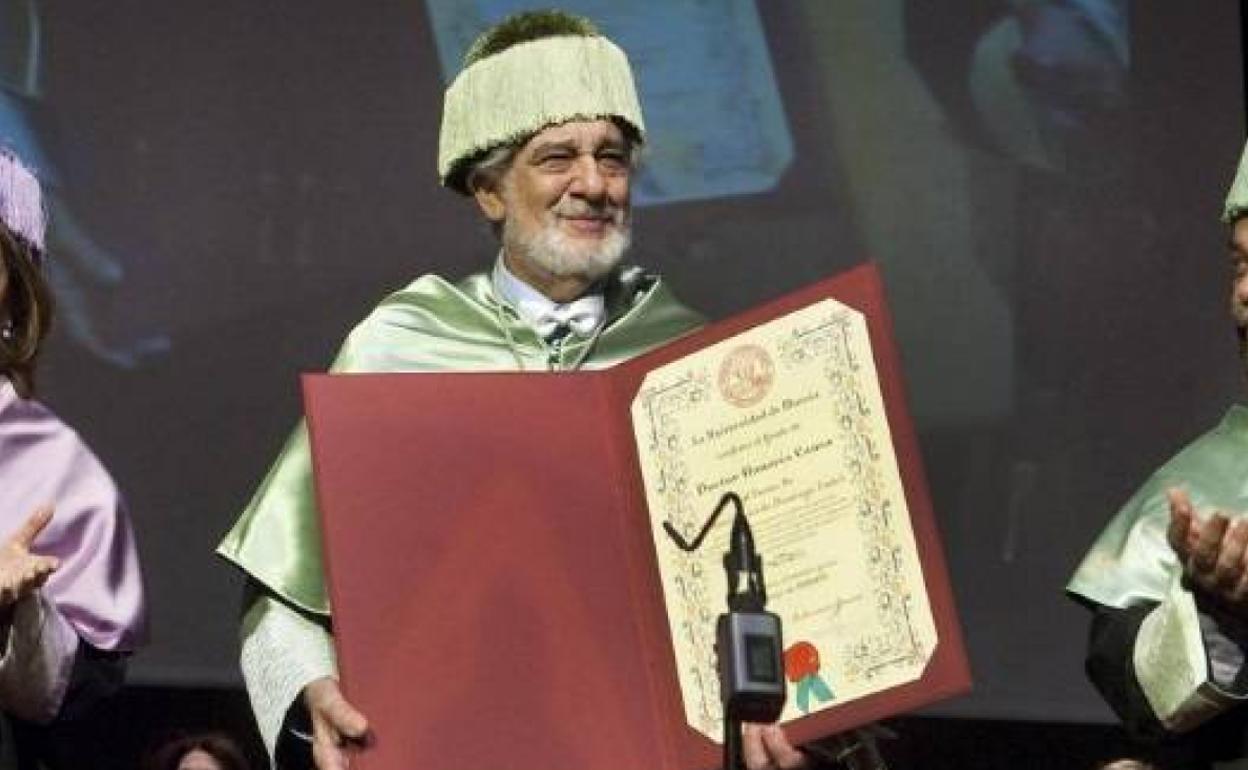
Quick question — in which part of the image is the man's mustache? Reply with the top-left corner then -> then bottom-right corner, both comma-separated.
553,202 -> 625,222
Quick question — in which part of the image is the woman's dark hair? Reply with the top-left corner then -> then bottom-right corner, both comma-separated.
0,225 -> 52,398
141,731 -> 251,770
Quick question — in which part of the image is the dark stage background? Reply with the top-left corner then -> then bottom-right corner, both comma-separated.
5,0 -> 1247,762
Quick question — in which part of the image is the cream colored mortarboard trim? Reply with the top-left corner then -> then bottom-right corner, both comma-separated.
1225,141 -> 1248,223
438,35 -> 645,187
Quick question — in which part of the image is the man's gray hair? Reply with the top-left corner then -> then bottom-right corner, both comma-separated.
464,143 -> 520,195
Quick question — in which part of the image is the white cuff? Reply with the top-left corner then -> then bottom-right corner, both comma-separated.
1134,573 -> 1248,731
240,594 -> 338,761
1196,607 -> 1248,693
0,591 -> 80,724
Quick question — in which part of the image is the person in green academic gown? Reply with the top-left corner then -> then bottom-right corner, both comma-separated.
1068,141 -> 1248,769
217,11 -> 869,770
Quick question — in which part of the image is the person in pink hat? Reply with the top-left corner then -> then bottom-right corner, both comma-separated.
0,147 -> 147,765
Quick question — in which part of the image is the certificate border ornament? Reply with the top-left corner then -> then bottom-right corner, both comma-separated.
777,313 -> 928,683
633,297 -> 937,739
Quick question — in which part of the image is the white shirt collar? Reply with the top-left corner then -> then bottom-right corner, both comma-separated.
492,256 -> 605,340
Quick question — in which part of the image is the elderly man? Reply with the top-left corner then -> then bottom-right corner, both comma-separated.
1068,142 -> 1248,768
219,11 -> 848,770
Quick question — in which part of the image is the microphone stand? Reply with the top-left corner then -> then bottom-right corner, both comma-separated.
725,712 -> 745,770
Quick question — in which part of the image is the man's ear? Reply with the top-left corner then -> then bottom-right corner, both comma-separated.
473,183 -> 507,223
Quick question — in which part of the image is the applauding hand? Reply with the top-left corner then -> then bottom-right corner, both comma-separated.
1167,488 -> 1248,618
0,506 -> 58,610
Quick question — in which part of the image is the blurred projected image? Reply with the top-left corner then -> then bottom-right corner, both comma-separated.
988,0 -> 1127,171
898,0 -> 1133,416
0,0 -> 168,368
899,0 -> 1133,491
425,0 -> 794,205
911,0 -> 1128,174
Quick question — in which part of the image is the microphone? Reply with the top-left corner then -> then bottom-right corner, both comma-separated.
717,498 -> 785,725
663,492 -> 785,770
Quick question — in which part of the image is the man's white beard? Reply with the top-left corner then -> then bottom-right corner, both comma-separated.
503,211 -> 631,284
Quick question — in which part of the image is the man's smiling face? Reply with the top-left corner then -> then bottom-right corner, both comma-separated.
476,119 -> 633,300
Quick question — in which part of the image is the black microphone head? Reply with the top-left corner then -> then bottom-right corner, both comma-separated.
729,510 -> 755,570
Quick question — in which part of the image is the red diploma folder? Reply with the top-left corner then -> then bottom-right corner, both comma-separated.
304,263 -> 970,770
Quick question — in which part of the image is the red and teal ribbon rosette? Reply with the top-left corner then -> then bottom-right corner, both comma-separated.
783,641 -> 835,713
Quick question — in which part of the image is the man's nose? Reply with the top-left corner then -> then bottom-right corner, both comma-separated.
569,155 -> 606,199
1232,270 -> 1248,315
1235,273 -> 1248,302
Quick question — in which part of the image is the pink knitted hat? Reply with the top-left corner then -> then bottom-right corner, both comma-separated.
0,149 -> 45,254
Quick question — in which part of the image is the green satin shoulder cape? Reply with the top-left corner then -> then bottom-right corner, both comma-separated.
217,266 -> 704,615
1067,405 -> 1248,608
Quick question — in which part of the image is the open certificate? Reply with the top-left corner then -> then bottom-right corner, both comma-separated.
633,297 -> 937,738
306,264 -> 968,770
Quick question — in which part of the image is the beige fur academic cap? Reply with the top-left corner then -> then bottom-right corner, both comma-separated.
437,11 -> 645,193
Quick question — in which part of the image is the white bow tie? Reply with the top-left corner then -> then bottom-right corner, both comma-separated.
534,295 -> 605,341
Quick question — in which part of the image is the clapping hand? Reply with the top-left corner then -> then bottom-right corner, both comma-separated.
0,506 -> 58,610
1167,488 -> 1248,618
